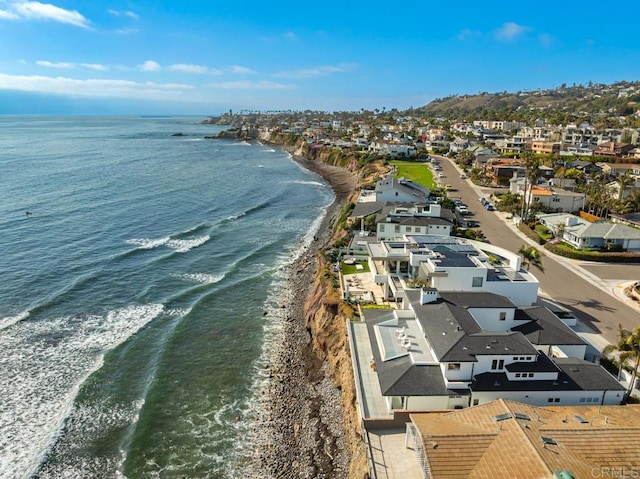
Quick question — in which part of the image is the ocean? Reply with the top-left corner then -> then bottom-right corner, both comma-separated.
0,116 -> 334,478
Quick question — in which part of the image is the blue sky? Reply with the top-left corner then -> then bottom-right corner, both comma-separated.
1,0 -> 639,114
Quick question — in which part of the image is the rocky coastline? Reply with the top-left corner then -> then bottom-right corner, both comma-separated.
241,146 -> 361,478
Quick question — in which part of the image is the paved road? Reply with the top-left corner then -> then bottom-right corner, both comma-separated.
431,155 -> 640,345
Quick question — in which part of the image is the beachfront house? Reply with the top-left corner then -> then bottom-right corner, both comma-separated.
347,234 -> 623,416
374,174 -> 430,203
375,203 -> 454,240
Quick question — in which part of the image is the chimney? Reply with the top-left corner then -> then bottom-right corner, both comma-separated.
421,288 -> 438,304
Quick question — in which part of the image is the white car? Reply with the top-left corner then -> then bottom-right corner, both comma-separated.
459,173 -> 467,179
438,173 -> 445,178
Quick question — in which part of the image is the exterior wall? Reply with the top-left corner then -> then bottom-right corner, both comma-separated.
442,362 -> 474,381
376,190 -> 422,203
405,395 -> 450,410
377,223 -> 452,240
474,354 -> 533,375
471,389 -> 623,407
468,307 -> 516,331
554,344 -> 587,360
529,193 -> 585,212
431,267 -> 487,291
482,280 -> 539,307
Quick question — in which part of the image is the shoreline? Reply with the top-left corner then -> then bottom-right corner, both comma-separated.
243,150 -> 357,478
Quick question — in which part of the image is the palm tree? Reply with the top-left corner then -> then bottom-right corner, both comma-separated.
517,245 -> 544,272
616,170 -> 635,201
603,323 -> 640,399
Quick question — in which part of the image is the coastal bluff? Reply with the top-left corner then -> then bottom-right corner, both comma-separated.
252,131 -> 386,478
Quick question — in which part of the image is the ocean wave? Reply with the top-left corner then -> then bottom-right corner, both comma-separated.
165,235 -> 209,253
173,273 -> 225,285
126,235 -> 209,253
0,303 -> 164,479
287,179 -> 326,187
0,310 -> 30,331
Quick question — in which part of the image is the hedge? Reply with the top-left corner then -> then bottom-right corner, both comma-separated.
544,243 -> 640,263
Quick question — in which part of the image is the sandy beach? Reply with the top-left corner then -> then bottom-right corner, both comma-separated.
245,154 -> 357,478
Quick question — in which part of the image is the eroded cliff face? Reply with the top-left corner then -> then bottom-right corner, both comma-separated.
260,131 -> 387,478
304,256 -> 367,479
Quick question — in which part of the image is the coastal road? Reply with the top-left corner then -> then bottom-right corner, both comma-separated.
432,155 -> 640,345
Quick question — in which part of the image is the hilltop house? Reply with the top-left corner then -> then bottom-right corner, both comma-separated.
509,181 -> 586,213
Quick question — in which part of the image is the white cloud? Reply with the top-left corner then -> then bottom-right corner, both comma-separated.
229,65 -> 255,74
457,28 -> 481,40
82,63 -> 108,71
494,22 -> 529,41
36,60 -> 74,69
0,8 -> 19,19
13,1 -> 90,28
272,63 -> 357,79
283,31 -> 296,40
107,9 -> 138,20
169,63 -> 218,75
0,72 -> 194,99
139,60 -> 161,72
209,80 -> 294,90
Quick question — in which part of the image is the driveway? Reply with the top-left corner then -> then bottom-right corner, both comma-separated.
432,154 -> 640,345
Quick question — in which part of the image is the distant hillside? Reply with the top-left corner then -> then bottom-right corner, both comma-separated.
420,81 -> 640,125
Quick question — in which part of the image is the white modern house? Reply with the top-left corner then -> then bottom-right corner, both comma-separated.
349,235 -> 624,416
374,174 -> 430,203
375,203 -> 454,240
366,235 -> 539,306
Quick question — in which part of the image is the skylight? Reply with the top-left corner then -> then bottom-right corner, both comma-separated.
514,413 -> 531,421
493,413 -> 512,422
541,437 -> 557,446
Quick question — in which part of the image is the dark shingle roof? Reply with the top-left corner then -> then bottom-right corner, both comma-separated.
350,201 -> 385,219
554,358 -> 625,392
512,307 -> 586,347
505,354 -> 559,373
439,292 -> 516,309
363,309 -> 449,397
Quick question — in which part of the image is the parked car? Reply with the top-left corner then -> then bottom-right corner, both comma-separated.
459,174 -> 467,179
485,203 -> 495,211
445,184 -> 452,190
479,197 -> 487,205
438,173 -> 445,178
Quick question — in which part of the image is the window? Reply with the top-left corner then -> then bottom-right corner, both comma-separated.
491,359 -> 505,370
448,363 -> 461,371
515,373 -> 521,378
406,227 -> 412,232
554,398 -> 560,403
528,373 -> 534,378
580,397 -> 586,403
380,225 -> 385,232
395,225 -> 400,233
473,399 -> 479,406
472,277 -> 483,287
499,312 -> 506,321
414,227 -> 421,233
548,398 -> 554,403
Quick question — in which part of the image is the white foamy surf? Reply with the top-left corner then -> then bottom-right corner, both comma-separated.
0,304 -> 164,479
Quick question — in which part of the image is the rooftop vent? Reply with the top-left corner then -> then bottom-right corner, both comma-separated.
574,415 -> 589,424
541,437 -> 557,446
514,413 -> 531,421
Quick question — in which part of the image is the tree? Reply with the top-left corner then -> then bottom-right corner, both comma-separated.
617,171 -> 635,201
517,245 -> 544,272
603,324 -> 640,399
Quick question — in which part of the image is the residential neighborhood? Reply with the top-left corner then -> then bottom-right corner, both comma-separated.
204,81 -> 640,479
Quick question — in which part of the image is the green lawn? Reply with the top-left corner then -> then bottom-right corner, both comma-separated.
341,261 -> 370,275
390,160 -> 436,188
